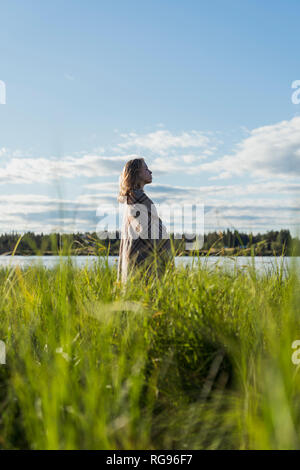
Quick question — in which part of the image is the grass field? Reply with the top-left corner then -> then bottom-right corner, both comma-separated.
0,247 -> 300,449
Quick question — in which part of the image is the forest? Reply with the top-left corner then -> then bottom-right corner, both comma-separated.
0,228 -> 298,256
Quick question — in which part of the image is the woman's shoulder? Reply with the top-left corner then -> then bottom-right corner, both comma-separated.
132,188 -> 154,208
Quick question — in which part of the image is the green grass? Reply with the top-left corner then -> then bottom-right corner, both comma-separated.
0,251 -> 299,449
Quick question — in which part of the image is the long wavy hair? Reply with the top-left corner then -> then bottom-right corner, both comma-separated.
118,157 -> 145,203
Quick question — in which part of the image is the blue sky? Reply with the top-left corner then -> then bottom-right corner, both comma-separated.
0,0 -> 300,235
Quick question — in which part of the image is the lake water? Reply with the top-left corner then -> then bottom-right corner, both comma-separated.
0,255 -> 299,277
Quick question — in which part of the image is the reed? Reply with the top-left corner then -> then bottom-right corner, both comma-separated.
0,242 -> 299,449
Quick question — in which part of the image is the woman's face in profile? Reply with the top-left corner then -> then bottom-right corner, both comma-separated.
139,160 -> 152,185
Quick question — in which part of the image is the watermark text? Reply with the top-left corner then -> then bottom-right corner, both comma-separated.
96,202 -> 204,250
0,80 -> 6,104
0,340 -> 6,364
291,340 -> 300,365
291,80 -> 300,104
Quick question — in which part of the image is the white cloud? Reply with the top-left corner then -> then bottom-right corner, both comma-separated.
0,148 -> 7,158
83,181 -> 119,191
0,147 -> 33,159
199,116 -> 300,180
1,118 -> 300,234
149,154 -> 209,175
116,130 -> 211,156
0,189 -> 298,235
143,181 -> 300,203
0,153 -> 133,185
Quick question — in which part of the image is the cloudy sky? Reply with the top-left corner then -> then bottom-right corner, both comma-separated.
0,0 -> 300,235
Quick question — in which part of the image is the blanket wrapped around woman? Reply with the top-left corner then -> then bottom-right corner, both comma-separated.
117,188 -> 173,283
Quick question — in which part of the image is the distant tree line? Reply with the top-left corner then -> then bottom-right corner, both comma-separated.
0,228 -> 299,256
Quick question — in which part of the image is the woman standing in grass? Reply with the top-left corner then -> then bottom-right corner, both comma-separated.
117,157 -> 173,283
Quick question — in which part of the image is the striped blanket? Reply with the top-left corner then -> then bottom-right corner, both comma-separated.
117,188 -> 173,283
